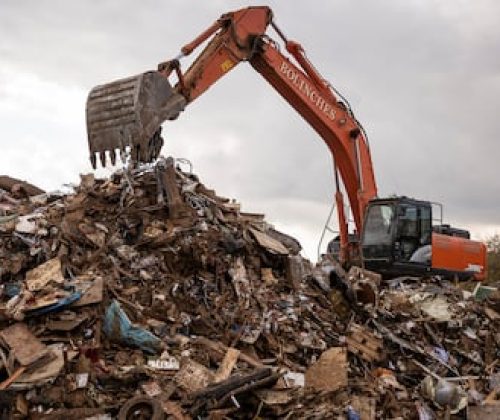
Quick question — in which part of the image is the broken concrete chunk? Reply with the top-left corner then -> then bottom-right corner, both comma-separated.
75,372 -> 89,389
25,258 -> 64,292
305,347 -> 348,392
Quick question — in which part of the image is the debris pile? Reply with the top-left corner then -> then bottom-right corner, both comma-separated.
0,158 -> 498,419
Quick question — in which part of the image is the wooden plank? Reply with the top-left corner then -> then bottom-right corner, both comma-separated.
214,347 -> 240,383
0,323 -> 48,366
305,347 -> 348,392
249,228 -> 289,255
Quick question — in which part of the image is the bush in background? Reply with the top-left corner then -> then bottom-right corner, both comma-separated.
486,234 -> 500,283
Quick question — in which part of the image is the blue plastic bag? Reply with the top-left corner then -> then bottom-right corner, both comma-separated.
103,299 -> 162,354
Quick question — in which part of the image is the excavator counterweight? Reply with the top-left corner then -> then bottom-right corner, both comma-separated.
86,71 -> 186,168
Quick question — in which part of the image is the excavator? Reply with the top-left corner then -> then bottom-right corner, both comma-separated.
85,6 -> 486,280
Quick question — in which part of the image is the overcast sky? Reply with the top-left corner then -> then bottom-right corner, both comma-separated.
1,0 -> 499,260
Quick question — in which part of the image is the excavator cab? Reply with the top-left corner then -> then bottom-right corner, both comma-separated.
362,197 -> 436,276
86,72 -> 186,168
361,197 -> 486,280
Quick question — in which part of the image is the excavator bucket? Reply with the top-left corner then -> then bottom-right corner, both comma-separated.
86,71 -> 187,168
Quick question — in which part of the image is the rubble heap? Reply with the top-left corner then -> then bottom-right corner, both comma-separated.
0,158 -> 498,419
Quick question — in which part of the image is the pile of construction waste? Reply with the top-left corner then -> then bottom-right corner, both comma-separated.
0,158 -> 498,419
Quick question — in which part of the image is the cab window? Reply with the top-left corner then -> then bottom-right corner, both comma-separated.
363,204 -> 394,245
398,205 -> 418,237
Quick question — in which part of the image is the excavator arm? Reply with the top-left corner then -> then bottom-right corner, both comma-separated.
86,6 -> 378,262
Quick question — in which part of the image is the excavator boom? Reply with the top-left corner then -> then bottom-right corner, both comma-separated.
85,6 -> 486,279
85,6 -> 377,263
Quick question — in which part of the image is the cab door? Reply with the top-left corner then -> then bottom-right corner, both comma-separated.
395,203 -> 432,265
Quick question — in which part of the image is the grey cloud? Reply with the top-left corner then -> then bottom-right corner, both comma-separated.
1,0 -> 499,255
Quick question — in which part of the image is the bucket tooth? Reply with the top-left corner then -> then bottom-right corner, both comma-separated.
120,148 -> 127,164
110,149 -> 117,166
90,153 -> 97,170
99,151 -> 107,168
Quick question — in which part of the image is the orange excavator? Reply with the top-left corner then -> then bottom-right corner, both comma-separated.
86,6 -> 486,280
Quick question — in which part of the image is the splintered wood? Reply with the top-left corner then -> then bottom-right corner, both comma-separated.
346,323 -> 383,363
214,348 -> 240,383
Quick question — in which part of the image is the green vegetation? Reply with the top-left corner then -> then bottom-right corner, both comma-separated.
486,234 -> 500,283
